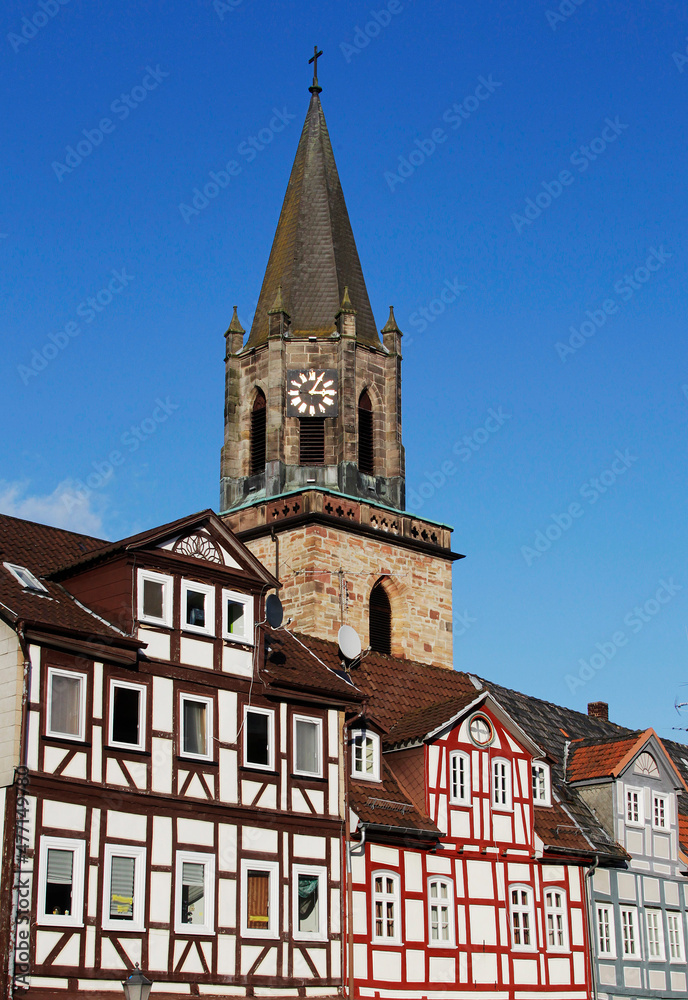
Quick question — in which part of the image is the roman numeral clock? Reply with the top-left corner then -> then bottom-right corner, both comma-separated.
286,369 -> 339,416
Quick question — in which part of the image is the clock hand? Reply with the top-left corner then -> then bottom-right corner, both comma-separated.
309,372 -> 325,395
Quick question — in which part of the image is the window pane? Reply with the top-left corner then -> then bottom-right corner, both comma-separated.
297,874 -> 319,932
186,589 -> 206,628
50,674 -> 81,737
181,862 -> 205,925
183,700 -> 207,756
110,856 -> 135,920
46,848 -> 73,915
247,712 -> 270,766
295,719 -> 319,774
112,686 -> 140,745
247,870 -> 270,929
143,579 -> 164,619
227,600 -> 245,636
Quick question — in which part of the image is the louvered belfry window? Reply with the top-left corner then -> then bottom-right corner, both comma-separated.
358,390 -> 374,475
250,390 -> 266,475
299,418 -> 325,465
369,582 -> 391,654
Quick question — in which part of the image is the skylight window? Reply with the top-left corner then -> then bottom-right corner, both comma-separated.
4,562 -> 48,593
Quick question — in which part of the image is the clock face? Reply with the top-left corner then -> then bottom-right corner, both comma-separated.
287,369 -> 339,417
468,715 -> 493,747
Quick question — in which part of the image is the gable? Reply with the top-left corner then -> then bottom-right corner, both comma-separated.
157,529 -> 242,570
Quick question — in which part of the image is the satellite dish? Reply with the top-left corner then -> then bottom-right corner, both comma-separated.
265,594 -> 284,629
338,624 -> 362,661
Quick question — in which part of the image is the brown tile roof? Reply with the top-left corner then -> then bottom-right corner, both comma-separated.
245,91 -> 380,348
350,757 -> 439,837
259,628 -> 363,704
383,692 -> 485,748
534,799 -> 594,854
566,731 -> 651,782
0,513 -> 105,575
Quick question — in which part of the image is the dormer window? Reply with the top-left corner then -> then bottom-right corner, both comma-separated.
532,762 -> 551,805
653,794 -> 669,830
351,729 -> 380,782
4,562 -> 48,593
137,569 -> 172,627
222,589 -> 254,645
181,580 -> 215,636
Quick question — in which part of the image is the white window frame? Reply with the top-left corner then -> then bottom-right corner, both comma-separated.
179,693 -> 213,761
544,888 -> 569,952
646,909 -> 665,961
37,836 -> 86,927
240,858 -> 280,939
292,864 -> 327,941
625,786 -> 644,827
509,884 -> 536,951
532,762 -> 551,806
372,870 -> 402,945
428,877 -> 455,946
243,705 -> 275,771
449,751 -> 470,805
4,561 -> 48,593
181,579 -> 215,636
492,757 -> 512,811
102,844 -> 146,931
351,729 -> 381,782
46,667 -> 86,741
596,904 -> 616,958
667,911 -> 685,962
174,850 -> 215,935
293,714 -> 323,778
652,793 -> 669,830
620,907 -> 640,958
222,588 -> 254,645
108,679 -> 146,751
137,568 -> 173,627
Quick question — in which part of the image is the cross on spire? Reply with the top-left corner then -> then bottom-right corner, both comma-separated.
309,45 -> 323,93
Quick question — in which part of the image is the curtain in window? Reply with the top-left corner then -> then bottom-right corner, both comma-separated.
182,862 -> 205,924
110,856 -> 135,919
298,875 -> 319,931
50,674 -> 81,736
247,870 -> 270,928
183,700 -> 207,756
295,720 -> 319,773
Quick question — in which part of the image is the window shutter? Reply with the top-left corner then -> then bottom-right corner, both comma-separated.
369,584 -> 391,654
47,849 -> 73,884
182,862 -> 205,905
250,391 -> 266,475
299,419 -> 325,465
358,390 -> 374,475
110,856 -> 135,918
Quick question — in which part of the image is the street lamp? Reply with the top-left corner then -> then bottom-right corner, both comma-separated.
122,964 -> 153,1000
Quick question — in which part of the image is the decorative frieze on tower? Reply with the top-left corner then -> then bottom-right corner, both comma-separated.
221,62 -> 460,669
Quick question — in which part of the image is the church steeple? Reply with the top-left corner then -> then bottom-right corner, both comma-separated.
245,84 -> 380,348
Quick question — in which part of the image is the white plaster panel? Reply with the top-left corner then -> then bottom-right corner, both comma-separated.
180,636 -> 214,669
151,815 -> 172,866
428,744 -> 439,788
405,898 -> 425,941
152,676 -> 173,732
512,958 -> 538,984
372,950 -> 401,982
571,908 -> 584,947
151,737 -> 173,793
649,970 -> 666,991
141,628 -> 170,662
218,877 -> 237,928
493,812 -> 512,843
665,880 -> 679,905
219,748 -> 238,804
106,810 -> 147,841
90,808 -> 100,859
404,851 -> 423,891
62,753 -> 87,780
243,826 -> 278,853
222,645 -> 253,676
305,788 -> 324,814
547,958 -> 570,985
219,824 -> 237,872
592,868 -> 610,894
429,956 -> 455,983
598,964 -> 616,985
624,966 -> 641,988
331,837 -> 340,878
626,829 -> 643,854
27,711 -> 39,770
84,925 -> 95,968
568,865 -> 582,902
330,886 -> 340,933
216,934 -> 236,976
42,800 -> 86,832
426,854 -> 452,874
351,852 -> 366,884
472,952 -> 498,983
450,809 -> 471,838
654,833 -> 670,858
293,834 -> 326,859
91,726 -> 102,783
328,710 -> 338,759
469,904 -> 496,945
436,793 -> 447,833
353,944 -> 367,979
405,949 -> 424,981
467,860 -> 493,898
178,817 -> 214,847
147,929 -> 170,971
370,844 -> 398,866
92,661 -> 103,719
671,971 -> 687,992
573,950 -> 585,984
541,865 -> 565,882
352,890 -> 367,934
644,876 -> 660,902
328,762 -> 339,815
150,871 -> 172,923
507,862 -> 529,882
616,872 -> 635,900
217,690 -> 238,744
256,783 -> 276,810
28,645 -> 41,703
87,865 -> 98,918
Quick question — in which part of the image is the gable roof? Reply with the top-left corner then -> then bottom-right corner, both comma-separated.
258,628 -> 363,704
349,756 -> 440,838
0,513 -> 105,575
566,730 -> 651,782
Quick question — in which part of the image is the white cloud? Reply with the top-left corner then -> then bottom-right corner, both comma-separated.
0,479 -> 107,537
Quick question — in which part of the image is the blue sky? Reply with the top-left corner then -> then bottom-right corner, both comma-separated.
2,0 -> 688,736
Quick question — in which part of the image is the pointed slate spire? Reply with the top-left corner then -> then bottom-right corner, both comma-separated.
335,285 -> 356,316
226,305 -> 245,335
225,305 -> 245,356
381,306 -> 401,334
245,90 -> 380,348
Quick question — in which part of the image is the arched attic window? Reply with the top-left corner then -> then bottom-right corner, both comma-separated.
369,581 -> 391,654
358,390 -> 374,475
250,390 -> 266,476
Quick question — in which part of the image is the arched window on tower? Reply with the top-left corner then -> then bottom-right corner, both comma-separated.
250,390 -> 266,476
369,581 -> 391,654
358,390 -> 374,475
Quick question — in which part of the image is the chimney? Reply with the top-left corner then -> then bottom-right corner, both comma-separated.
588,701 -> 609,720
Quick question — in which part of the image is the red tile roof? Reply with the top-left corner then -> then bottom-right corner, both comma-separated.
349,757 -> 439,837
567,730 -> 653,782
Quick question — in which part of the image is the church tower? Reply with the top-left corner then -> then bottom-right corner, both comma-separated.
221,58 -> 460,668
